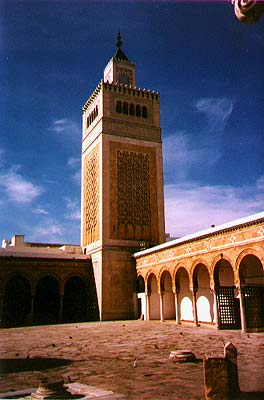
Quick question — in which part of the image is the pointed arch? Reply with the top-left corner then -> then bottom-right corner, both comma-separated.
147,273 -> 160,320
238,252 -> 264,331
236,248 -> 264,271
62,276 -> 89,323
192,263 -> 213,323
160,270 -> 175,320
190,258 -> 211,286
34,275 -> 60,324
136,275 -> 145,293
175,267 -> 193,322
3,275 -> 32,326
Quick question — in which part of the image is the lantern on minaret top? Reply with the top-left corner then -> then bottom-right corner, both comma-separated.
103,30 -> 136,87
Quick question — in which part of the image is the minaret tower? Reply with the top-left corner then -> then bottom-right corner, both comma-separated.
81,32 -> 165,320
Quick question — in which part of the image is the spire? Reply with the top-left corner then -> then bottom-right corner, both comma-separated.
114,29 -> 129,61
116,29 -> 122,49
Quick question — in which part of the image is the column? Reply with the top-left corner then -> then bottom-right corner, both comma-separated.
59,294 -> 64,323
174,290 -> 181,324
30,293 -> 35,324
146,292 -> 150,320
143,293 -> 148,320
212,287 -> 220,329
238,286 -> 246,332
159,292 -> 164,322
192,289 -> 199,326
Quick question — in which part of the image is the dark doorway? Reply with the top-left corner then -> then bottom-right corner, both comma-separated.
62,276 -> 88,322
3,276 -> 31,326
34,276 -> 60,324
239,255 -> 264,331
214,260 -> 241,329
243,286 -> 264,330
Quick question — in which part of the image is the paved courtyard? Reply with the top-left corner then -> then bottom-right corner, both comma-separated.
0,321 -> 264,399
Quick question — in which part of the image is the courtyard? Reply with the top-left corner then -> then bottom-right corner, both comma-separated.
0,321 -> 264,399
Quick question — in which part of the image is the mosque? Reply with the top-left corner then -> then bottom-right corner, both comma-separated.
0,33 -> 263,332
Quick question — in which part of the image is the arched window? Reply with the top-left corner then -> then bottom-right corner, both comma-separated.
129,103 -> 135,116
116,101 -> 122,113
87,117 -> 89,128
136,104 -> 141,117
142,106 -> 148,118
123,102 -> 128,115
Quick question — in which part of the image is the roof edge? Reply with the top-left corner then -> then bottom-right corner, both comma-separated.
133,211 -> 264,258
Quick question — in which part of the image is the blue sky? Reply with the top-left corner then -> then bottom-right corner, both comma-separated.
1,0 -> 263,244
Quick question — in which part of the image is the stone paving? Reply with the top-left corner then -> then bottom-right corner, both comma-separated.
0,321 -> 264,399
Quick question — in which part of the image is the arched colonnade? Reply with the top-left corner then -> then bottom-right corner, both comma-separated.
0,273 -> 96,326
136,250 -> 264,332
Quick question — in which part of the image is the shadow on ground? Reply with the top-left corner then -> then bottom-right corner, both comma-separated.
0,357 -> 72,374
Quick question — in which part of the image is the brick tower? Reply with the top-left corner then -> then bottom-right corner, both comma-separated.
81,31 -> 165,320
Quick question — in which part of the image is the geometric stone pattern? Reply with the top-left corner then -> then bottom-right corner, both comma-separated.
117,150 -> 151,240
83,152 -> 99,245
109,141 -> 160,243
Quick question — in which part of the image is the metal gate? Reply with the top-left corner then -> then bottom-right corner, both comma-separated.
216,287 -> 241,329
243,286 -> 264,330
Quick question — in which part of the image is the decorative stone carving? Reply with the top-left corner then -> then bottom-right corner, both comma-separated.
186,246 -> 192,254
229,234 -> 236,244
117,150 -> 151,240
83,153 -> 99,244
257,226 -> 264,236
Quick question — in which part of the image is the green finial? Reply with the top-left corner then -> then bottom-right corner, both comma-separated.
117,29 -> 122,49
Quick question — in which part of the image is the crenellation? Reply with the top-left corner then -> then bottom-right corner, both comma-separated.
82,81 -> 103,113
104,56 -> 135,73
102,81 -> 159,100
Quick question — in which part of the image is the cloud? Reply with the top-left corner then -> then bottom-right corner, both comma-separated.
64,197 -> 81,221
256,176 -> 264,190
31,221 -> 64,242
0,148 -> 5,167
67,157 -> 81,185
163,132 -> 221,181
33,207 -> 49,215
0,168 -> 43,204
195,97 -> 234,132
48,118 -> 80,140
67,157 -> 80,168
71,170 -> 81,185
163,98 -> 234,183
164,179 -> 264,238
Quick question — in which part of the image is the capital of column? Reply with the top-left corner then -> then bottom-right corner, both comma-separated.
210,286 -> 217,295
190,287 -> 198,294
